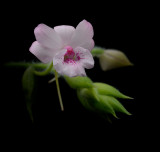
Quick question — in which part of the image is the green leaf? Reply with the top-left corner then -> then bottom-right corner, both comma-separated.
94,82 -> 133,99
22,66 -> 35,122
64,76 -> 93,89
99,95 -> 131,115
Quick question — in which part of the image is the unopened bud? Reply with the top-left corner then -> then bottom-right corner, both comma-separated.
77,88 -> 117,118
99,95 -> 131,115
94,82 -> 133,99
77,88 -> 99,111
99,49 -> 133,71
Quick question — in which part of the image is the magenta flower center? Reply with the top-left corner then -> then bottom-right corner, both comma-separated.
64,46 -> 80,63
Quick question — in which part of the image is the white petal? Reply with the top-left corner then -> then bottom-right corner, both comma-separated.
61,63 -> 86,77
74,65 -> 86,77
53,49 -> 66,67
79,39 -> 94,51
34,24 -> 63,50
70,20 -> 94,49
54,25 -> 75,46
74,47 -> 94,69
29,41 -> 57,63
53,49 -> 86,77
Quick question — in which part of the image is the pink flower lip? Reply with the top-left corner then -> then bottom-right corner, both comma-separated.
64,46 -> 77,64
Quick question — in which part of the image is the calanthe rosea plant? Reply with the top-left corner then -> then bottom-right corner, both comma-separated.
6,19 -> 133,122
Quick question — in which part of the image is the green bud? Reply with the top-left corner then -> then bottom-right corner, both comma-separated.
64,76 -> 93,89
99,95 -> 131,115
22,66 -> 35,122
77,88 -> 98,111
98,95 -> 117,118
94,82 -> 133,99
99,49 -> 133,71
77,88 -> 117,118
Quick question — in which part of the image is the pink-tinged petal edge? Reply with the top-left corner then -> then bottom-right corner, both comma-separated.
70,20 -> 94,49
79,39 -> 94,51
74,47 -> 94,69
29,41 -> 55,63
53,49 -> 86,77
34,24 -> 62,50
54,25 -> 75,47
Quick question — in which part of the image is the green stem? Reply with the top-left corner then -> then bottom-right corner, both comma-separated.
91,47 -> 105,57
55,70 -> 64,111
5,62 -> 49,69
34,62 -> 53,76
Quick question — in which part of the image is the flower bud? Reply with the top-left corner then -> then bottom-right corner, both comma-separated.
77,88 -> 99,111
77,88 -> 117,118
77,87 -> 131,117
99,95 -> 131,115
99,49 -> 133,71
64,76 -> 93,89
94,82 -> 133,99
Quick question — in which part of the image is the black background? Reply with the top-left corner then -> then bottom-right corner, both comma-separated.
1,1 -> 152,149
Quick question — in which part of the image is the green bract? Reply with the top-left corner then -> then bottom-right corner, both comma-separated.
64,76 -> 93,89
77,88 -> 99,111
77,86 -> 131,119
22,66 -> 35,122
99,95 -> 131,115
22,66 -> 35,99
94,82 -> 133,99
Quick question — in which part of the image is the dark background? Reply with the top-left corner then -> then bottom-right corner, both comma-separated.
1,1 -> 152,149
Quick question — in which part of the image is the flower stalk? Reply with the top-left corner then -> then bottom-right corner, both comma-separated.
54,70 -> 64,111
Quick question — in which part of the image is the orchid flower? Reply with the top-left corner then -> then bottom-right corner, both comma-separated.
29,20 -> 95,77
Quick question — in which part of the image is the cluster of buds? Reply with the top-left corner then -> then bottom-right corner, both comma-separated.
65,76 -> 132,121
